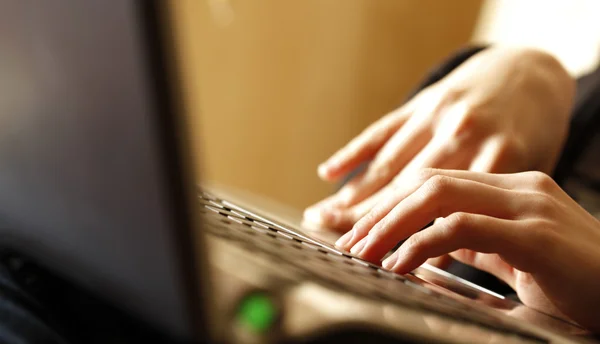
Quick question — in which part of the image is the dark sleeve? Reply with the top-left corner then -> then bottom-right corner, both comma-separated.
403,45 -> 489,101
553,66 -> 600,185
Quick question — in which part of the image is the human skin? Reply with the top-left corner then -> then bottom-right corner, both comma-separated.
337,168 -> 600,333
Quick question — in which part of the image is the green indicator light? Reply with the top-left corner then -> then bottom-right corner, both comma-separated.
237,293 -> 277,333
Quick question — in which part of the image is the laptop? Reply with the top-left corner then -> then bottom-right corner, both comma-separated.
0,1 -> 594,343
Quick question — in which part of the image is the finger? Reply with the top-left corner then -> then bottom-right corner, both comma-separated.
423,218 -> 455,270
337,169 -> 520,250
425,255 -> 454,270
449,250 -> 517,290
303,194 -> 345,227
335,168 -> 450,248
315,184 -> 394,232
350,176 -> 521,262
383,213 -> 527,278
469,136 -> 526,173
322,90 -> 472,208
328,114 -> 431,207
390,134 -> 475,179
318,102 -> 417,181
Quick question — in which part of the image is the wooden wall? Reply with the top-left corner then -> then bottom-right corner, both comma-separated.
169,0 -> 482,209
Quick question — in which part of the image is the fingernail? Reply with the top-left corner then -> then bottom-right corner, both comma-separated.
350,236 -> 368,255
335,230 -> 354,248
317,163 -> 329,177
382,253 -> 398,270
303,207 -> 322,225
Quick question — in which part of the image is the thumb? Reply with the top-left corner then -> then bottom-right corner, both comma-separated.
449,249 -> 517,290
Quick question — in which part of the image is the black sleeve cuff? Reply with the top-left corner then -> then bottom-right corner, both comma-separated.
404,45 -> 489,101
553,66 -> 600,185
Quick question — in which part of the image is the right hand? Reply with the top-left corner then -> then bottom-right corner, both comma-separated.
304,47 -> 574,233
338,169 -> 600,333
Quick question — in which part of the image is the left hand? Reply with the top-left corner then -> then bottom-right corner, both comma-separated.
335,168 -> 600,332
303,47 -> 574,231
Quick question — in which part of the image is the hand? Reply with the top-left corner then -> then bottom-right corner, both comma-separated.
304,47 -> 574,231
336,168 -> 600,332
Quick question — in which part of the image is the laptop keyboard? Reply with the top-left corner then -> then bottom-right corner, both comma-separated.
198,191 -> 547,343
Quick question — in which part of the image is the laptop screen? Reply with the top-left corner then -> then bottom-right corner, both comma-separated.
0,1 -> 203,340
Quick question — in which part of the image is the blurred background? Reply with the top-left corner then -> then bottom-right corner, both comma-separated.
170,0 -> 600,210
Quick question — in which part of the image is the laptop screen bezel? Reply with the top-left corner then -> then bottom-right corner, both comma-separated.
137,1 -> 210,341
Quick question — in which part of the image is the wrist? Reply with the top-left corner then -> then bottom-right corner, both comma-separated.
516,48 -> 575,118
511,48 -> 575,172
